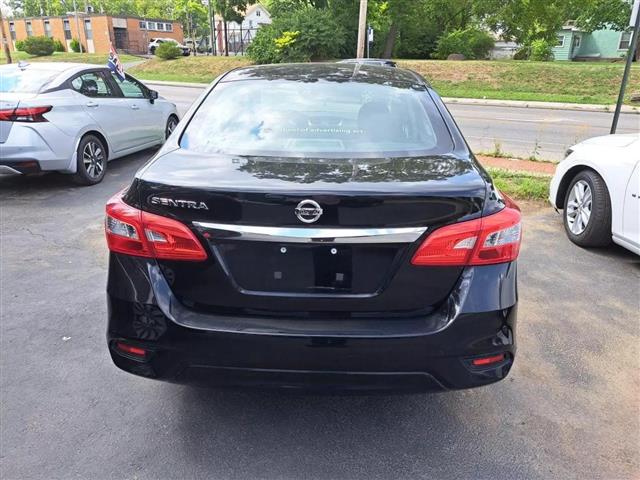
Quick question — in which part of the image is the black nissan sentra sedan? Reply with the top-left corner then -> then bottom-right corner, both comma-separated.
105,63 -> 521,393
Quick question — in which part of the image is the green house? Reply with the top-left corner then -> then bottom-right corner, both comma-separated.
552,22 -> 636,61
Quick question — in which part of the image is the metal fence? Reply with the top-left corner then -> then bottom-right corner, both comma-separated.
194,25 -> 259,56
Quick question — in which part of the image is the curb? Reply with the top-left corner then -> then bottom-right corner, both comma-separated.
142,79 -> 640,114
442,97 -> 640,114
144,79 -> 211,89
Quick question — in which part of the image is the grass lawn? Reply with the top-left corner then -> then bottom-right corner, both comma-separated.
129,55 -> 252,83
400,59 -> 640,105
0,50 -> 141,65
487,168 -> 551,201
130,56 -> 640,105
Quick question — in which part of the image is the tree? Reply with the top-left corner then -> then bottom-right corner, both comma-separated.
481,0 -> 632,46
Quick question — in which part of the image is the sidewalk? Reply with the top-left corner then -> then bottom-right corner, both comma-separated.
477,155 -> 556,175
142,79 -> 640,114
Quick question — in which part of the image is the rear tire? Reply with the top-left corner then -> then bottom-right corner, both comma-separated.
72,134 -> 107,186
562,169 -> 611,247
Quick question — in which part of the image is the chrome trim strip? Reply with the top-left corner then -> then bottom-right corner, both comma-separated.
0,166 -> 23,175
193,222 -> 427,244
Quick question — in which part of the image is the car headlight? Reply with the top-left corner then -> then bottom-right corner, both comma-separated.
564,148 -> 574,159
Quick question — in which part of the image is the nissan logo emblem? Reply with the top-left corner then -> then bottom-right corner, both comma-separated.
295,199 -> 323,224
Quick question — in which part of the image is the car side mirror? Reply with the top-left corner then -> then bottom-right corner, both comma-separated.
149,89 -> 159,104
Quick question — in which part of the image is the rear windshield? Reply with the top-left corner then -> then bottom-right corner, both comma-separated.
180,79 -> 453,158
0,67 -> 59,93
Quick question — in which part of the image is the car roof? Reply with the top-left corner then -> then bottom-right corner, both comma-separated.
221,63 -> 428,89
1,62 -> 112,92
3,62 -> 107,76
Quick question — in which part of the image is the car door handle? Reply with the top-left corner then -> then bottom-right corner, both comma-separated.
86,101 -> 99,108
130,104 -> 139,110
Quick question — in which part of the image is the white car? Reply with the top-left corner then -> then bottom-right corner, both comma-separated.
549,133 -> 640,255
148,38 -> 191,56
0,62 -> 179,185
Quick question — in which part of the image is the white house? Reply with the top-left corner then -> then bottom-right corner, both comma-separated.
213,3 -> 271,55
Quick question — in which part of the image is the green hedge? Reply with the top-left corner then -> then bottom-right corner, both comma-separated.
155,42 -> 182,60
248,7 -> 344,64
433,28 -> 495,60
22,36 -> 55,56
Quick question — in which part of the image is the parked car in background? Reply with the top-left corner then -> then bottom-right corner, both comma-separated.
148,38 -> 191,56
550,133 -> 640,255
0,62 -> 179,185
105,63 -> 521,393
338,58 -> 397,67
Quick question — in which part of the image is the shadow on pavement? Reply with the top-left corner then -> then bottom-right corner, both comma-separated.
0,148 -> 157,197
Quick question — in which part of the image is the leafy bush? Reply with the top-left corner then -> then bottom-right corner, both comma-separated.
15,39 -> 26,51
513,46 -> 530,60
433,28 -> 495,60
248,7 -> 344,64
70,38 -> 81,53
530,39 -> 554,61
53,39 -> 66,52
22,36 -> 55,56
155,42 -> 182,60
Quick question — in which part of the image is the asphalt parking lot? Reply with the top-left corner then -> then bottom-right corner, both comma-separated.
1,152 -> 639,480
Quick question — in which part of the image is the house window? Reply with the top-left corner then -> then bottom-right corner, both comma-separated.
556,35 -> 565,47
84,19 -> 93,40
63,19 -> 72,40
157,23 -> 165,31
44,20 -> 52,37
139,21 -> 147,29
26,21 -> 33,37
165,23 -> 172,31
9,22 -> 16,40
573,35 -> 581,48
256,9 -> 261,16
147,22 -> 156,30
619,31 -> 632,50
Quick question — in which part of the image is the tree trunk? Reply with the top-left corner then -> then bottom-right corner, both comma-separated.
382,23 -> 398,59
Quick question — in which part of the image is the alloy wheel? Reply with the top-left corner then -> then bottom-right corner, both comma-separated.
566,180 -> 592,235
82,141 -> 105,180
166,118 -> 178,138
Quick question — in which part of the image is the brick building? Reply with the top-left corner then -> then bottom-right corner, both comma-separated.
2,14 -> 184,54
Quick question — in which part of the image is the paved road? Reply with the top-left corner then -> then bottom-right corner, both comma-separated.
1,153 -> 639,479
153,83 -> 640,161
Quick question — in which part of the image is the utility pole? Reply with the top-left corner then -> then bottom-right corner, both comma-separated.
207,0 -> 216,55
611,0 -> 640,134
356,0 -> 367,58
0,6 -> 12,64
73,0 -> 84,53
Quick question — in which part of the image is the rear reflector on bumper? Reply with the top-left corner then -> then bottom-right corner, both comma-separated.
411,195 -> 521,266
115,342 -> 147,357
471,353 -> 506,366
105,191 -> 207,261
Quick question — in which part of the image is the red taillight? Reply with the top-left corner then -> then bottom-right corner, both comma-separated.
105,191 -> 207,261
116,342 -> 147,357
0,106 -> 52,122
412,203 -> 522,267
471,353 -> 506,366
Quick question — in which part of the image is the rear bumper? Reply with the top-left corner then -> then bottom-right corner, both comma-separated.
107,255 -> 518,393
0,123 -> 75,173
0,160 -> 42,175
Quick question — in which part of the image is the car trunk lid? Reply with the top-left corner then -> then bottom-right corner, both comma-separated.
134,150 -> 487,316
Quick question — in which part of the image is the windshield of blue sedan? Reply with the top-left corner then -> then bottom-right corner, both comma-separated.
180,80 -> 453,158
